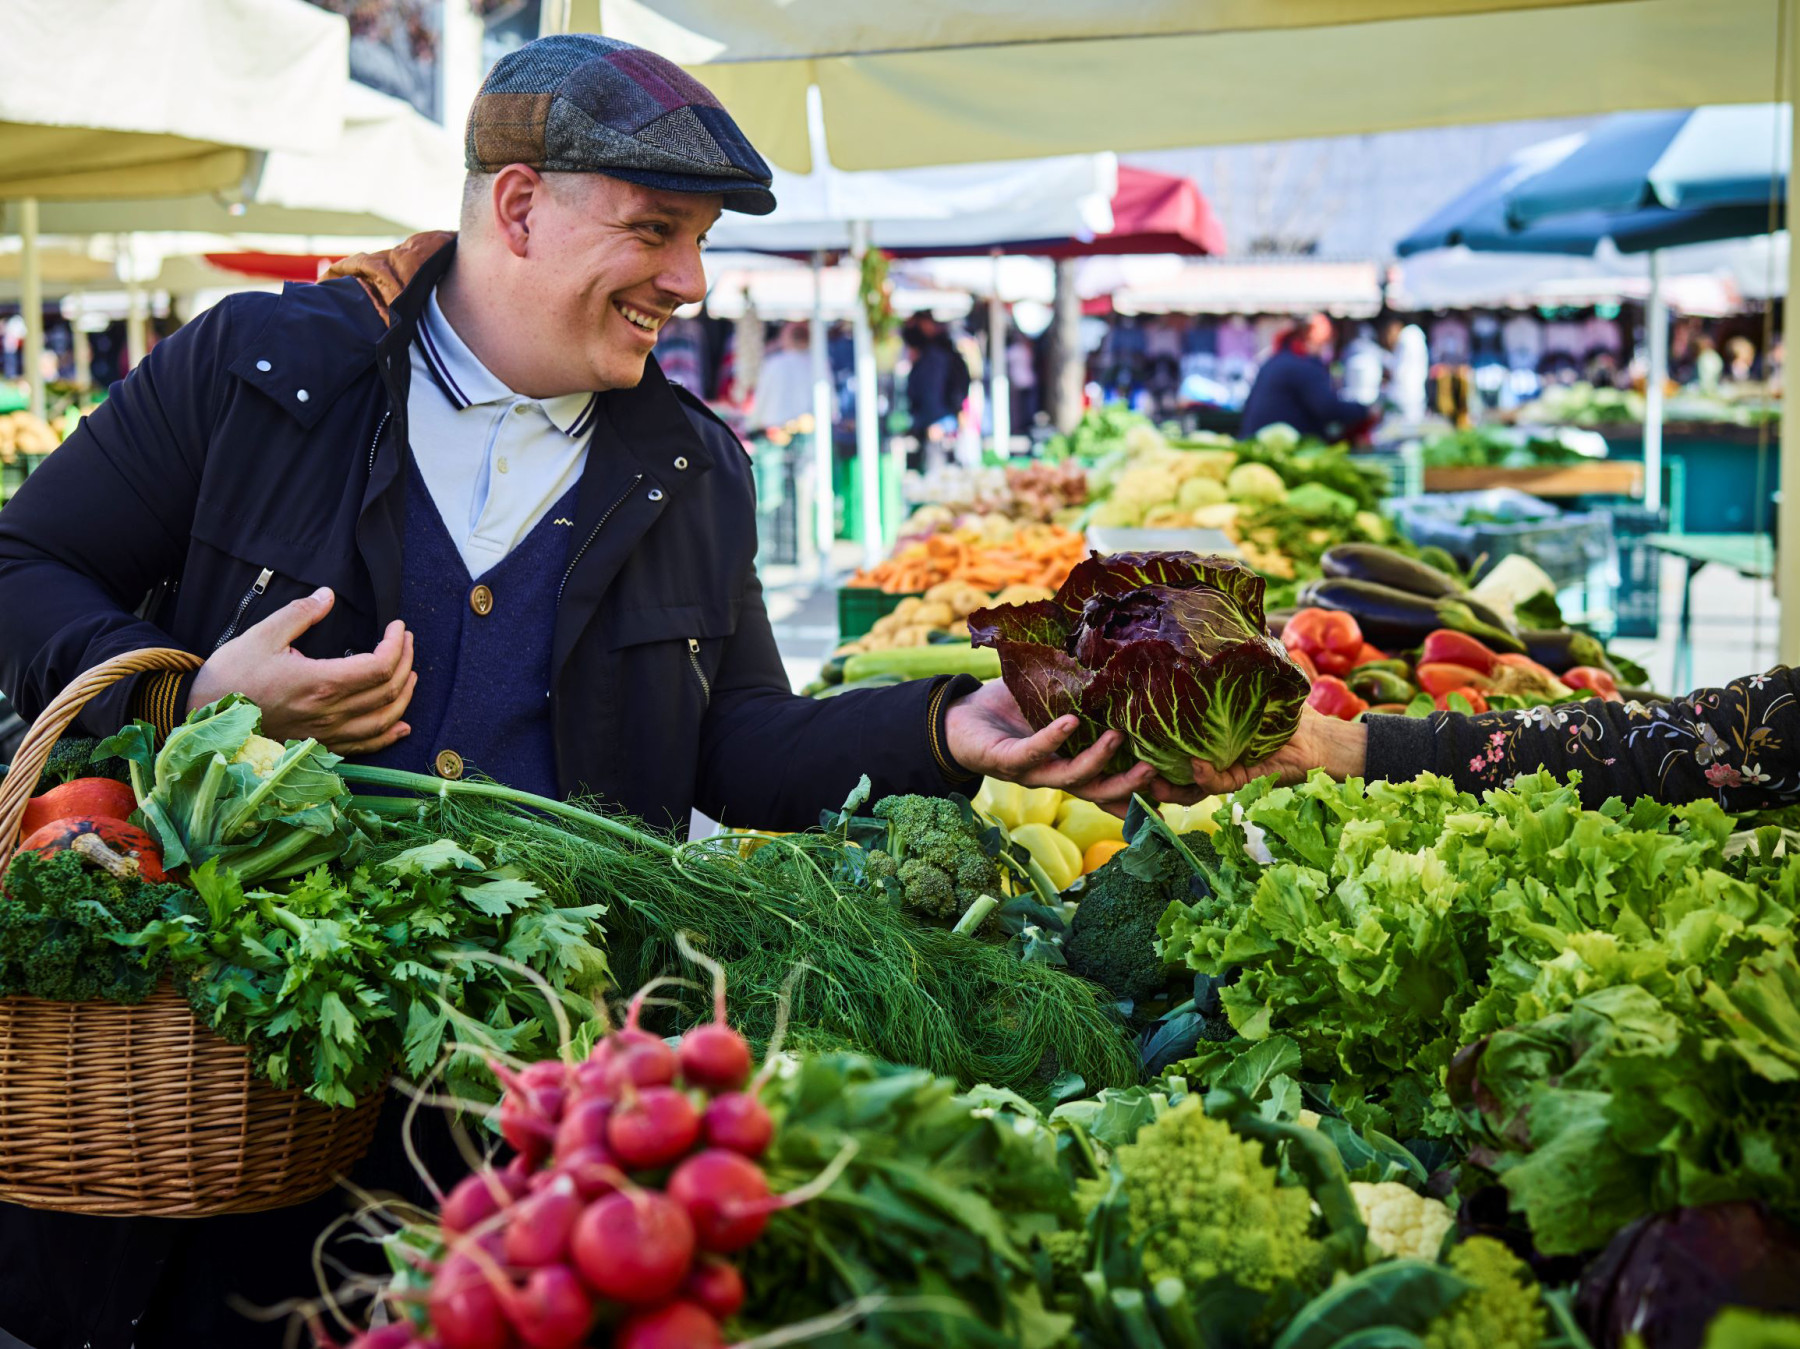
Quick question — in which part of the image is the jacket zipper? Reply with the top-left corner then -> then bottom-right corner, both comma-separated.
557,474 -> 644,606
366,409 -> 392,475
686,639 -> 712,703
215,567 -> 273,650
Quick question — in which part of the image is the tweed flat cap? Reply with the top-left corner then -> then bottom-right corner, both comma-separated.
467,33 -> 776,215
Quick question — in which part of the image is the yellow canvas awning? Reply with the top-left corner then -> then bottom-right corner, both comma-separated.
558,0 -> 1783,173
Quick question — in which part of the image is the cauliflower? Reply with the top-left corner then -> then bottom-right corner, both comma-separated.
1123,424 -> 1167,456
1255,422 -> 1301,452
1110,1099 -> 1323,1295
1177,476 -> 1228,512
1225,462 -> 1288,504
1351,1182 -> 1456,1261
232,733 -> 288,777
1422,1238 -> 1544,1349
1091,498 -> 1146,528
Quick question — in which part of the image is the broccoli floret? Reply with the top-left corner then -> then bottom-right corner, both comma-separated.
1066,831 -> 1217,1008
869,794 -> 1001,923
0,849 -> 178,1003
1422,1238 -> 1545,1349
39,735 -> 131,788
1109,1098 -> 1324,1296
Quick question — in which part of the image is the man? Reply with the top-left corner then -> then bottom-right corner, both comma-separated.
749,320 -> 815,433
1238,312 -> 1375,443
0,34 -> 1162,1347
903,313 -> 971,452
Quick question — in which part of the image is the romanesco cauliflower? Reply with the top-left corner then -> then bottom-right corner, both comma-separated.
1422,1238 -> 1544,1349
1111,1099 -> 1322,1294
1351,1181 -> 1456,1261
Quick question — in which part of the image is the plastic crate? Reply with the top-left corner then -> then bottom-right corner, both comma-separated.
1606,504 -> 1669,640
1388,489 -> 1614,590
837,587 -> 925,640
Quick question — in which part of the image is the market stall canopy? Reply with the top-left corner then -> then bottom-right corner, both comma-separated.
703,153 -> 1118,254
552,0 -> 1781,172
1508,104 -> 1790,223
1,85 -> 464,238
0,0 -> 349,199
1106,259 -> 1386,317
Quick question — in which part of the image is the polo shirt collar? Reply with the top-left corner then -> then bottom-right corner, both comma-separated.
416,289 -> 599,438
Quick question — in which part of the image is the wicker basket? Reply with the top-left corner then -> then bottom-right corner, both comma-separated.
0,649 -> 385,1216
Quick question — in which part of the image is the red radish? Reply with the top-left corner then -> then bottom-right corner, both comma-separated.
602,1039 -> 678,1092
520,1060 -> 570,1091
572,1059 -> 614,1098
606,1087 -> 700,1169
666,1150 -> 770,1253
554,1097 -> 612,1160
427,1263 -> 510,1349
556,1144 -> 622,1201
681,1258 -> 745,1320
345,1326 -> 416,1349
570,1191 -> 695,1305
15,816 -> 167,882
612,1301 -> 723,1349
503,1178 -> 581,1268
677,1025 -> 752,1092
19,779 -> 137,839
589,1026 -> 661,1067
442,1171 -> 516,1235
501,1154 -> 536,1193
505,1264 -> 592,1349
493,1062 -> 566,1165
701,1094 -> 772,1158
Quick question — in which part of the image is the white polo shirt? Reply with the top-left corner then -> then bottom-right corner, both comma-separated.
408,288 -> 598,578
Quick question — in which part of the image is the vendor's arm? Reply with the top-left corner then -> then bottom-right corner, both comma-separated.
1293,357 -> 1374,441
1186,668 -> 1800,812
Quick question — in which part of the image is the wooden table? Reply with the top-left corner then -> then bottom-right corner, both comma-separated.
1422,462 -> 1645,497
1644,532 -> 1775,691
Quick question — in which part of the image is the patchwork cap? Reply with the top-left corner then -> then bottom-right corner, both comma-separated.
467,34 -> 775,215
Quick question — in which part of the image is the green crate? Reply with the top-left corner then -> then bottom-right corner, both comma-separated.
838,586 -> 925,640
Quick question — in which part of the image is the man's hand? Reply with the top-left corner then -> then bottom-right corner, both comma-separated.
1184,705 -> 1369,796
943,678 -> 1159,811
186,586 -> 417,754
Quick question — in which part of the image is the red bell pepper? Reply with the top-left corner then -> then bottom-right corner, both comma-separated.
1415,662 -> 1491,696
1433,687 -> 1490,713
1284,608 -> 1364,679
1490,652 -> 1572,700
1563,666 -> 1621,701
1307,675 -> 1369,721
1418,629 -> 1501,677
1287,648 -> 1321,682
1352,642 -> 1389,666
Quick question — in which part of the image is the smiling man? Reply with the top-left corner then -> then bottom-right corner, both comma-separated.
0,37 -> 1159,1346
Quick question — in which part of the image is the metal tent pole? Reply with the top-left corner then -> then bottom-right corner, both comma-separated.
809,249 -> 836,579
850,219 -> 883,568
1780,3 -> 1800,664
20,198 -> 44,420
989,250 -> 1010,458
1643,250 -> 1666,515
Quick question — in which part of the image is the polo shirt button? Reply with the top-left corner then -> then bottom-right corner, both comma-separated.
255,359 -> 271,372
470,584 -> 494,616
296,389 -> 310,403
673,456 -> 689,471
648,488 -> 665,502
435,749 -> 464,780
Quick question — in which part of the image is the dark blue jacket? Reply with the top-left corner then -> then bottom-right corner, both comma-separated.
0,235 -> 969,835
1238,349 -> 1372,442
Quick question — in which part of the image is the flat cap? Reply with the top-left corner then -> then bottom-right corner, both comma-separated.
466,33 -> 775,215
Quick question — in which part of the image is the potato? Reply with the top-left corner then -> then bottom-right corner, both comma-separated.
892,597 -> 923,621
992,584 -> 1055,607
910,600 -> 955,628
948,619 -> 971,639
889,626 -> 930,646
870,612 -> 901,636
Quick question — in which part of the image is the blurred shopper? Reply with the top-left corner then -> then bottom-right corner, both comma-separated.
1239,312 -> 1374,442
903,312 -> 971,449
1381,311 -> 1430,423
750,319 -> 815,431
1007,327 -> 1039,428
1694,334 -> 1724,394
1727,334 -> 1759,382
1341,323 -> 1385,404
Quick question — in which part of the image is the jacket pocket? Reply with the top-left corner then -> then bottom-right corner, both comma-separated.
607,604 -> 737,717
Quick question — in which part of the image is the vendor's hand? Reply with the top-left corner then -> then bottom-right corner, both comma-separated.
186,587 -> 417,754
1184,705 -> 1368,796
943,679 -> 1159,813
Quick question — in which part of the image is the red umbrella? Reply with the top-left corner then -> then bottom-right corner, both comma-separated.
203,252 -> 345,283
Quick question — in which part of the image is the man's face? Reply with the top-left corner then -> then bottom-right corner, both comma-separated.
518,175 -> 721,391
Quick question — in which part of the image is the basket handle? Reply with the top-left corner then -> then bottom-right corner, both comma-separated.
0,648 -> 204,871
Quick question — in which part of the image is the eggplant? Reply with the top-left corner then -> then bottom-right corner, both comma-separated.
1519,628 -> 1608,674
1301,578 -> 1527,654
1349,668 -> 1418,705
1320,544 -> 1463,599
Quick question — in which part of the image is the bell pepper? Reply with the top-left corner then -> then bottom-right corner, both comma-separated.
1055,797 -> 1125,854
1010,822 -> 1083,893
1418,629 -> 1501,676
1288,648 -> 1321,682
1433,687 -> 1490,713
1283,608 -> 1365,678
1307,675 -> 1369,721
1348,667 -> 1418,705
975,778 -> 1061,831
1563,666 -> 1621,701
1489,652 -> 1572,701
1415,662 -> 1491,696
1160,797 -> 1225,836
1082,838 -> 1128,873
1352,642 -> 1390,665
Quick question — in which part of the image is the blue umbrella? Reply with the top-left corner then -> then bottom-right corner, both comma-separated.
1508,105 -> 1789,225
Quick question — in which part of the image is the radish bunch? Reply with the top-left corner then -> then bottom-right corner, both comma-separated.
342,989 -> 784,1349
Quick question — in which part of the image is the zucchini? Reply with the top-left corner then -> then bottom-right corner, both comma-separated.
842,644 -> 1002,683
813,673 -> 906,698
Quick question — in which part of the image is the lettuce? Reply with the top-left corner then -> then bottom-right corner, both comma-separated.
968,552 -> 1309,782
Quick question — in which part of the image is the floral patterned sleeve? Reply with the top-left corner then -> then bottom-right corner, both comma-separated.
1362,666 -> 1800,810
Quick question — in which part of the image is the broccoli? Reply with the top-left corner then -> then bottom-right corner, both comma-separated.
38,735 -> 132,787
867,794 -> 1000,923
1066,830 -> 1218,1013
0,849 -> 178,1003
1421,1238 -> 1545,1349
1107,1098 -> 1324,1296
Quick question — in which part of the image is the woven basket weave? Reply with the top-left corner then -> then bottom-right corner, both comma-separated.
0,649 -> 384,1216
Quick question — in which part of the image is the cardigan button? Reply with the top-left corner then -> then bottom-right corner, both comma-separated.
469,584 -> 494,616
435,749 -> 465,780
